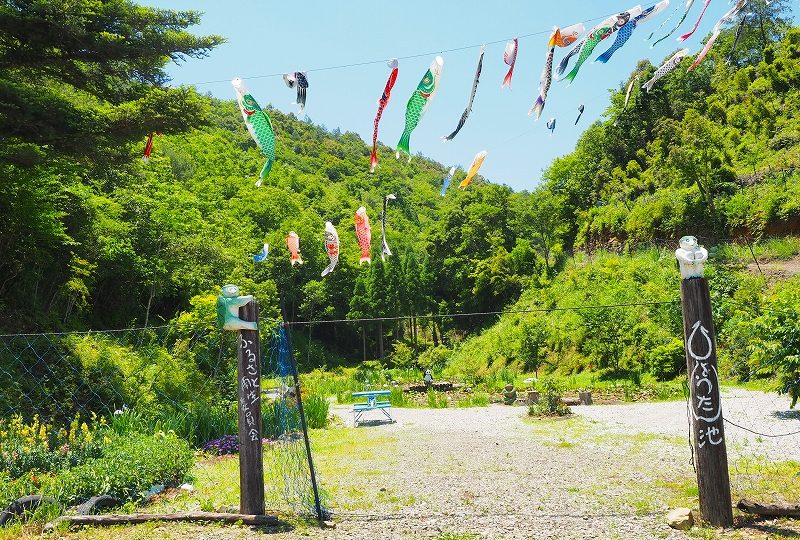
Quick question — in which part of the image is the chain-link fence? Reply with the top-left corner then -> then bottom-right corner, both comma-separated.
0,320 -> 328,523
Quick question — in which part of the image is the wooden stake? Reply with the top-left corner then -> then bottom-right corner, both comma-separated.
46,512 -> 277,529
737,500 -> 800,518
237,300 -> 265,516
680,277 -> 734,527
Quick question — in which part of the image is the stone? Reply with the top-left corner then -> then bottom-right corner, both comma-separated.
667,508 -> 694,530
323,520 -> 336,528
179,483 -> 195,492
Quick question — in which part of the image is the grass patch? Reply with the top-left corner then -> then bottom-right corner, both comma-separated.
455,392 -> 490,408
436,533 -> 480,540
730,457 -> 800,503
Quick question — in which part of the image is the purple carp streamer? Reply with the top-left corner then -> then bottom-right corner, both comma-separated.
283,72 -> 309,114
443,46 -> 484,141
642,48 -> 690,91
370,59 -> 399,172
678,0 -> 712,41
501,38 -> 518,89
688,0 -> 748,72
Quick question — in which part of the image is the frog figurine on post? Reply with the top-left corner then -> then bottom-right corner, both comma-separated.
216,284 -> 258,331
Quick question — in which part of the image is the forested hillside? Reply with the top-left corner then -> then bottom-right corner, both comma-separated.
1,1 -> 798,399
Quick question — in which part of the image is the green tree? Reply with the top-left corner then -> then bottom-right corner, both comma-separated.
0,0 -> 223,164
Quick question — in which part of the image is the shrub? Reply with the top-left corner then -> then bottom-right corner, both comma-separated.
528,379 -> 571,417
455,392 -> 490,408
47,432 -> 193,505
648,339 -> 686,381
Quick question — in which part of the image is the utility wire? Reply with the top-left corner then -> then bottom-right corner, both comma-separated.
185,2 -> 663,86
724,417 -> 800,438
286,299 -> 679,327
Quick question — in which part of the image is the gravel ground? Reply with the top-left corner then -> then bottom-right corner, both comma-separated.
311,388 -> 799,540
324,403 -> 689,540
575,387 -> 800,462
56,389 -> 799,540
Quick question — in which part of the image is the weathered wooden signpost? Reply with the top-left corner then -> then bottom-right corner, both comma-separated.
217,284 -> 265,516
675,237 -> 733,527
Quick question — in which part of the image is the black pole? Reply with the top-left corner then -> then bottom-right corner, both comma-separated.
282,320 -> 325,522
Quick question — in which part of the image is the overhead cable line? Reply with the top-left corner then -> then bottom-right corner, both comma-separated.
184,2 -> 663,86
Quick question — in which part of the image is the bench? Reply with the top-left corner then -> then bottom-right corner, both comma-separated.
352,390 -> 394,426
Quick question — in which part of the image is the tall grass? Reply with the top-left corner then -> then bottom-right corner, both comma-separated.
108,403 -> 237,447
426,389 -> 448,408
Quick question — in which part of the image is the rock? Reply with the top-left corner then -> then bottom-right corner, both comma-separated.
667,508 -> 694,530
323,520 -> 336,528
179,483 -> 195,493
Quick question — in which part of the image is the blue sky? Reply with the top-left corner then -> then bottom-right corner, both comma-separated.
144,0 -> 787,191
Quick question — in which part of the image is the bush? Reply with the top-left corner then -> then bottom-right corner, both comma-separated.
648,339 -> 686,381
107,402 -> 237,448
46,432 -> 193,505
528,379 -> 571,417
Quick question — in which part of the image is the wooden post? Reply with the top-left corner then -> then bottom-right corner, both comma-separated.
237,300 -> 265,516
676,237 -> 733,527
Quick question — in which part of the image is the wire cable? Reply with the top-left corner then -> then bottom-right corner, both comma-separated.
286,299 -> 679,327
185,2 -> 663,86
724,417 -> 800,438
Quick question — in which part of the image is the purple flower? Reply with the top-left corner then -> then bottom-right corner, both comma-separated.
202,435 -> 239,455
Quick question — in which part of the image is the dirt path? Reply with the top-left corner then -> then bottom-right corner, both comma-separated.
747,254 -> 800,278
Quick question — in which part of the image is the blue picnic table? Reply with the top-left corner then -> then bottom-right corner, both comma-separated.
352,390 -> 394,426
